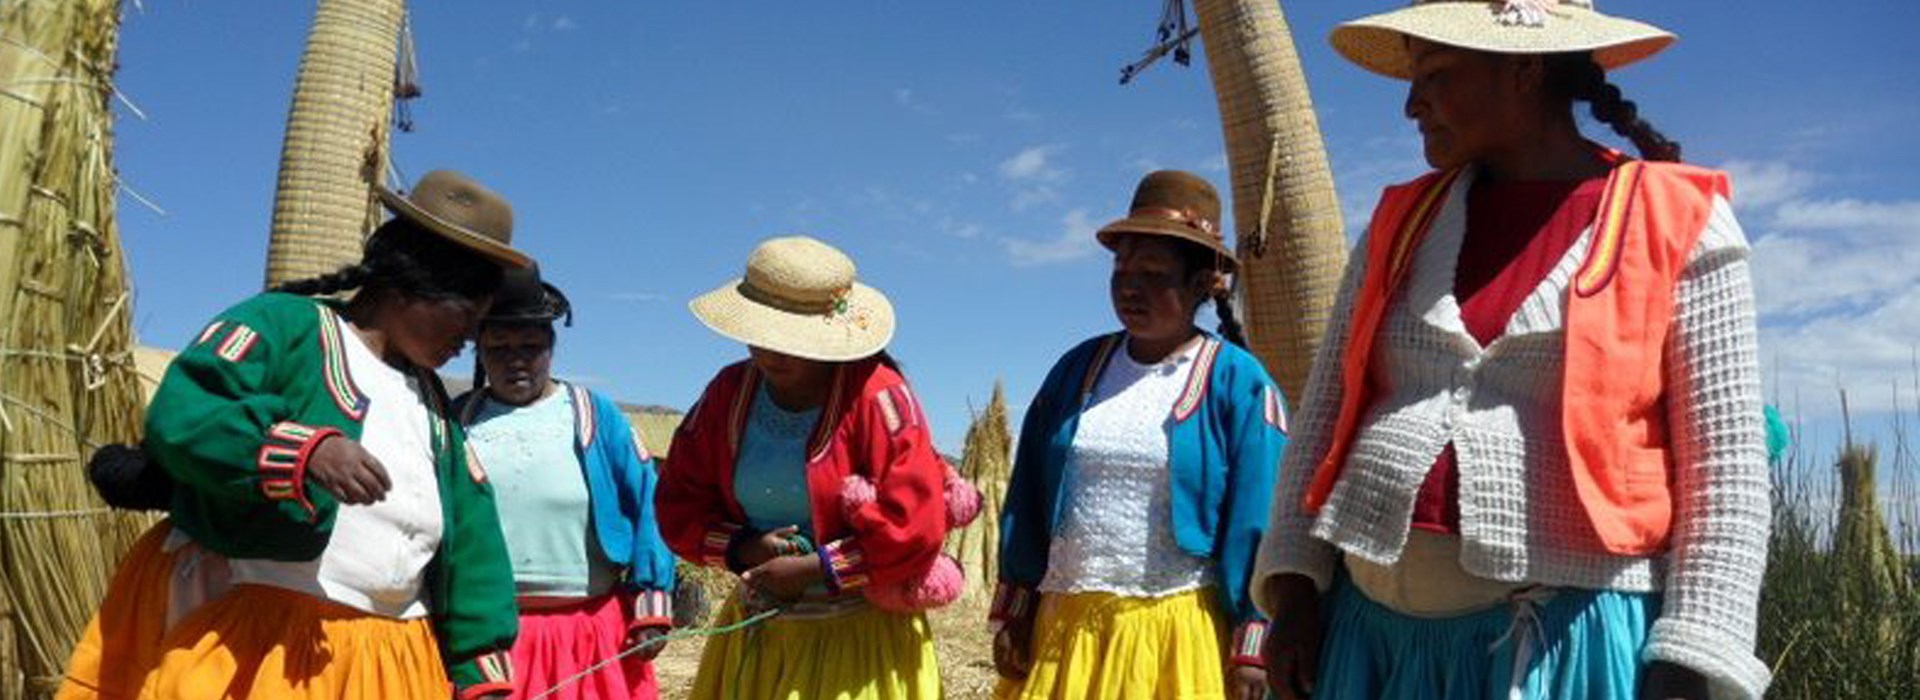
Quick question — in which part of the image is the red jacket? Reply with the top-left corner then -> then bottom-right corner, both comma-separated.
656,358 -> 948,591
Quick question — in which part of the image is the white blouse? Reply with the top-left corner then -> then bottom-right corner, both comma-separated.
1039,339 -> 1215,598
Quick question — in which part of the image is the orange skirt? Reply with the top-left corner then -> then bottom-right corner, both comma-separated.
57,522 -> 178,700
137,584 -> 448,699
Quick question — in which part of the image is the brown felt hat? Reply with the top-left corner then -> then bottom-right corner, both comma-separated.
377,170 -> 531,269
1095,170 -> 1237,272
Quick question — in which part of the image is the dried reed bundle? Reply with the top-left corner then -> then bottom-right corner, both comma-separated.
950,383 -> 1011,604
0,0 -> 152,696
1192,0 -> 1347,407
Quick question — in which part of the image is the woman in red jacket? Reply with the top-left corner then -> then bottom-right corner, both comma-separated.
656,236 -> 948,699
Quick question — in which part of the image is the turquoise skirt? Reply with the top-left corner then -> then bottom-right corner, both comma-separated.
1316,575 -> 1655,700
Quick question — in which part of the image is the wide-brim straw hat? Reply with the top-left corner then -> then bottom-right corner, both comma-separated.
1095,170 -> 1238,272
1330,1 -> 1675,80
376,170 -> 532,269
690,236 -> 896,362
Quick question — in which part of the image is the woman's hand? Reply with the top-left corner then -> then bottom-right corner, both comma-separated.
306,435 -> 391,505
991,607 -> 1038,681
1261,574 -> 1324,700
624,625 -> 670,662
730,525 -> 804,572
1227,664 -> 1268,700
1640,661 -> 1710,700
741,554 -> 823,602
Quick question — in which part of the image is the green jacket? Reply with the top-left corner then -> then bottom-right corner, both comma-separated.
148,292 -> 518,697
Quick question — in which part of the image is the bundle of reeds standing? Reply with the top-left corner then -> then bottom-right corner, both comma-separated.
950,382 -> 1011,606
0,0 -> 151,696
1191,0 -> 1347,407
264,0 -> 405,289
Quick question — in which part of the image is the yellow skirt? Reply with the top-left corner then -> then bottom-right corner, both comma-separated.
137,584 -> 448,699
995,588 -> 1228,700
688,595 -> 941,700
58,522 -> 178,700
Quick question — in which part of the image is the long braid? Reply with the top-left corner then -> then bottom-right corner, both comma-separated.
1550,54 -> 1683,162
272,263 -> 374,296
1212,289 -> 1248,349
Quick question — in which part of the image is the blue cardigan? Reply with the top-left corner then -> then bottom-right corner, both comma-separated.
455,383 -> 676,594
998,332 -> 1287,628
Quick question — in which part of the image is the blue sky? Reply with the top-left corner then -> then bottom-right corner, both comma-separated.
111,1 -> 1919,455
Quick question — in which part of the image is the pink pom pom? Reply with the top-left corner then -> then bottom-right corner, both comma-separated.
864,555 -> 967,613
841,475 -> 878,519
944,473 -> 983,528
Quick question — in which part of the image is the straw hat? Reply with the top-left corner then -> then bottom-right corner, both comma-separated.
1330,0 -> 1675,80
484,263 -> 572,327
690,236 -> 896,362
1095,170 -> 1238,272
377,170 -> 532,269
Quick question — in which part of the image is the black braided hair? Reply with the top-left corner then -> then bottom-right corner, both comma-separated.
273,263 -> 374,297
1174,240 -> 1249,349
1545,53 -> 1683,162
272,218 -> 505,303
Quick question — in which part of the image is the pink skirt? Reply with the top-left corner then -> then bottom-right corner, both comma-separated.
509,594 -> 658,700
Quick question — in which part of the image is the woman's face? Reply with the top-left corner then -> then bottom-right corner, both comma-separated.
1109,235 -> 1209,344
747,346 -> 835,397
477,324 -> 554,406
1404,38 -> 1536,170
387,295 -> 489,369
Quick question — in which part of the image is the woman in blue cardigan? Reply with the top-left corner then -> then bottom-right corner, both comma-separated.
456,265 -> 676,699
993,171 -> 1288,700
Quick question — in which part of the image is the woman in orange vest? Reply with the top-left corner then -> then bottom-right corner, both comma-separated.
1251,3 -> 1770,700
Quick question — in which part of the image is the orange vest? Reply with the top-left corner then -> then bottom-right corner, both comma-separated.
1304,156 -> 1730,555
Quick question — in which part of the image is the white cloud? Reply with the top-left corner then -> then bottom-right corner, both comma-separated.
1006,108 -> 1042,123
892,88 -> 935,114
1719,159 -> 1815,213
522,13 -> 541,31
1728,157 -> 1920,420
1010,186 -> 1059,212
1200,152 -> 1229,174
1004,209 -> 1099,266
1760,286 -> 1920,417
1774,198 -> 1920,233
511,38 -> 533,54
1000,145 -> 1069,212
935,217 -> 983,239
999,145 -> 1066,183
552,15 -> 577,31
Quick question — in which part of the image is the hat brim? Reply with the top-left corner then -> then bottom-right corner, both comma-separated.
1330,4 -> 1675,80
377,186 -> 532,269
689,280 -> 896,363
1095,219 -> 1239,272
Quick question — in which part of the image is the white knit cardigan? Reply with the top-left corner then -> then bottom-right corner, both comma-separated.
1251,168 -> 1772,699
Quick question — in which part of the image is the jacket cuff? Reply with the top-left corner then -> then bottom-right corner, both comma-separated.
700,522 -> 743,569
988,582 -> 1039,631
628,589 -> 673,630
819,538 -> 870,594
256,422 -> 339,522
1249,535 -> 1338,618
1642,617 -> 1772,700
1229,620 -> 1269,668
449,650 -> 514,700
